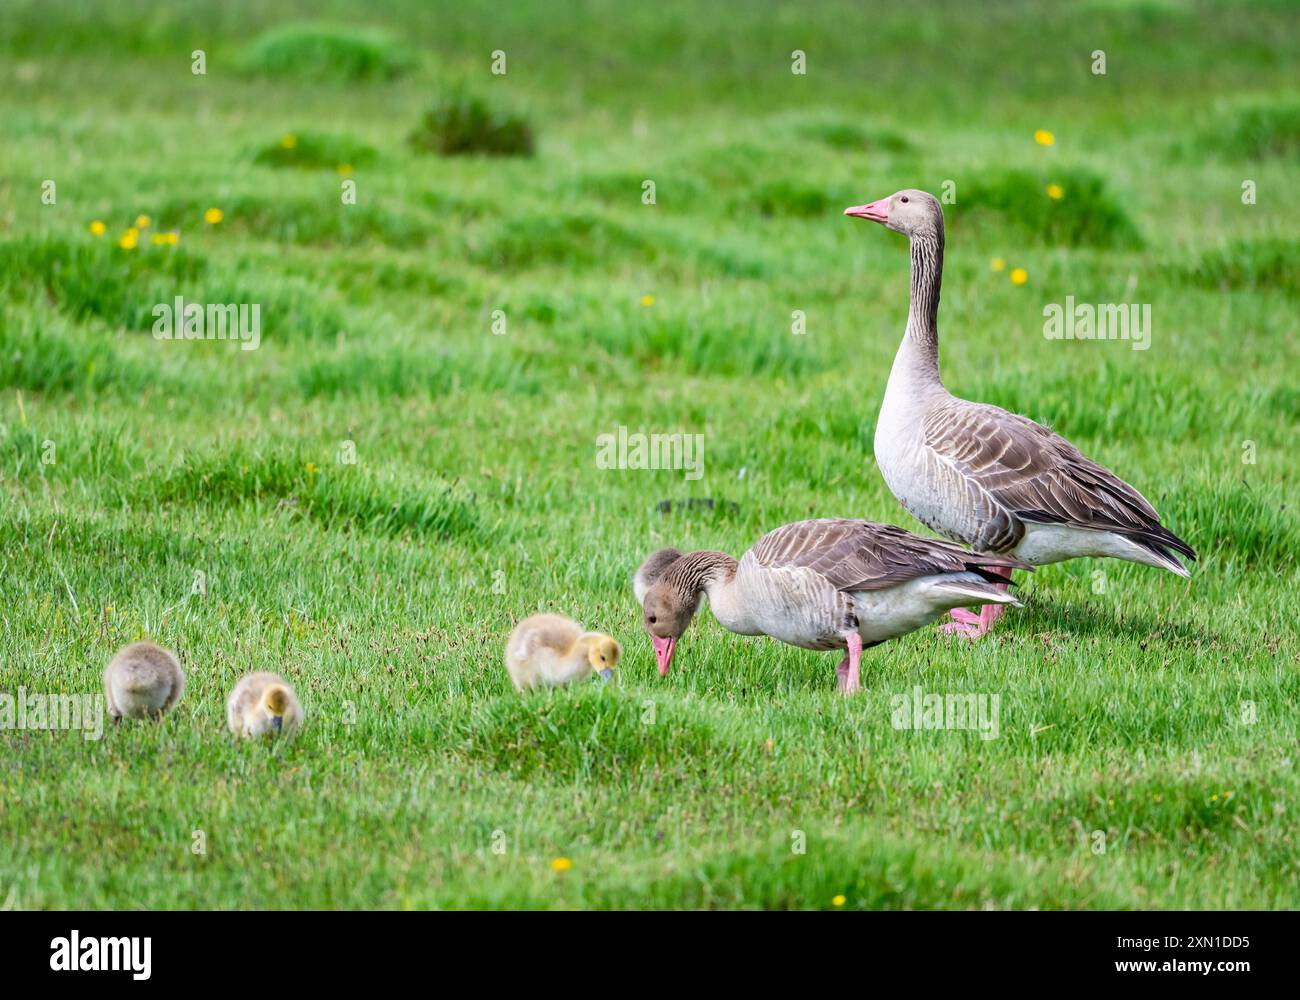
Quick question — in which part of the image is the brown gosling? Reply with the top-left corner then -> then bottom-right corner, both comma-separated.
103,641 -> 185,722
226,672 -> 304,739
504,613 -> 622,692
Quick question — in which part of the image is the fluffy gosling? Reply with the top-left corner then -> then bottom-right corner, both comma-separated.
505,613 -> 622,692
226,672 -> 304,739
103,641 -> 185,722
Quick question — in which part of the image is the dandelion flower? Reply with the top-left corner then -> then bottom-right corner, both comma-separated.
338,164 -> 353,177
832,895 -> 846,907
550,857 -> 573,872
1010,267 -> 1028,285
118,232 -> 137,250
151,233 -> 168,246
135,214 -> 151,229
1046,183 -> 1064,200
281,133 -> 298,149
166,231 -> 179,245
641,294 -> 654,307
306,462 -> 320,476
89,220 -> 106,236
204,207 -> 224,225
1034,129 -> 1055,146
990,257 -> 1006,272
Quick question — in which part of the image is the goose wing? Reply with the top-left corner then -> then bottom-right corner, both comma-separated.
747,518 -> 1027,593
922,399 -> 1195,559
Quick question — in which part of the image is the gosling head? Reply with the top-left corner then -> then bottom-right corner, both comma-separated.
844,188 -> 942,240
584,634 -> 622,682
641,579 -> 699,677
262,684 -> 291,734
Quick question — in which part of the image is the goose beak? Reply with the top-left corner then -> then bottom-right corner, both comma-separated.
598,668 -> 615,682
844,198 -> 890,224
651,635 -> 676,677
271,715 -> 282,733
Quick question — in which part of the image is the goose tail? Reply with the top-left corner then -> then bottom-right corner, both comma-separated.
926,574 -> 1022,610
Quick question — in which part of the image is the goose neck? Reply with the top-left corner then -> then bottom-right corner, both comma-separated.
902,231 -> 944,382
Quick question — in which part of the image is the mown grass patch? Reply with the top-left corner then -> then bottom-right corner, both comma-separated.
1195,101 -> 1300,159
148,446 -> 480,541
253,130 -> 378,171
238,22 -> 416,81
1182,239 -> 1299,297
954,168 -> 1143,248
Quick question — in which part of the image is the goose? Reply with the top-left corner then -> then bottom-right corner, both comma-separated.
635,518 -> 1028,693
844,189 -> 1195,638
226,672 -> 304,739
103,641 -> 185,722
504,613 -> 622,692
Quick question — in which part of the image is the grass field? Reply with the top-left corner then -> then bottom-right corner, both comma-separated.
1,0 -> 1298,909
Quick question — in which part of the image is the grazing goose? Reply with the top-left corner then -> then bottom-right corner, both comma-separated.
844,189 -> 1195,638
505,614 -> 622,692
103,641 -> 185,722
226,672 -> 304,739
636,519 -> 1028,693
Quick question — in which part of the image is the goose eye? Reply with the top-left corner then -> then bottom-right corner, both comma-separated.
901,196 -> 909,203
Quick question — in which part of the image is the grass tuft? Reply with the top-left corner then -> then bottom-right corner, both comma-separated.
408,92 -> 535,157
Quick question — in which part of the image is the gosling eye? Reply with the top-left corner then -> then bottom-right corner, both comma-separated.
648,615 -> 657,624
901,195 -> 909,203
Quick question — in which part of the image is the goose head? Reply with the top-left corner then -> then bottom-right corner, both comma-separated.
641,580 -> 699,677
584,634 -> 623,682
633,547 -> 682,604
261,684 -> 291,734
844,188 -> 942,239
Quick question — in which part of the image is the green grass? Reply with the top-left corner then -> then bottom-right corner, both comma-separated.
0,0 -> 1298,910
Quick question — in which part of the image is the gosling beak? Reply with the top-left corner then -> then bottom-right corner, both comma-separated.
843,198 -> 890,224
271,715 -> 282,733
598,668 -> 615,682
651,635 -> 676,677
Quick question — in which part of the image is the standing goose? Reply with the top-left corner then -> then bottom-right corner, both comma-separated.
635,518 -> 1028,693
844,189 -> 1195,637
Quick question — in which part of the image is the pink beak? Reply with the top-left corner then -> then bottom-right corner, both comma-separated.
844,198 -> 890,224
651,635 -> 677,677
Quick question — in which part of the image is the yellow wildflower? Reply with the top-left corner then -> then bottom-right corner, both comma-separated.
1034,129 -> 1055,146
641,295 -> 654,307
990,257 -> 1006,272
1046,183 -> 1064,200
89,220 -> 106,236
550,857 -> 573,872
832,895 -> 846,907
204,207 -> 224,225
281,133 -> 298,149
1010,267 -> 1028,285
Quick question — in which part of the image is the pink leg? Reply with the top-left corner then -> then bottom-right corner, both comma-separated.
940,569 -> 1013,640
837,632 -> 862,694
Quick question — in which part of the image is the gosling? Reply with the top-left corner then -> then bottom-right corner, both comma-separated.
226,672 -> 304,739
104,641 -> 185,722
505,613 -> 622,692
